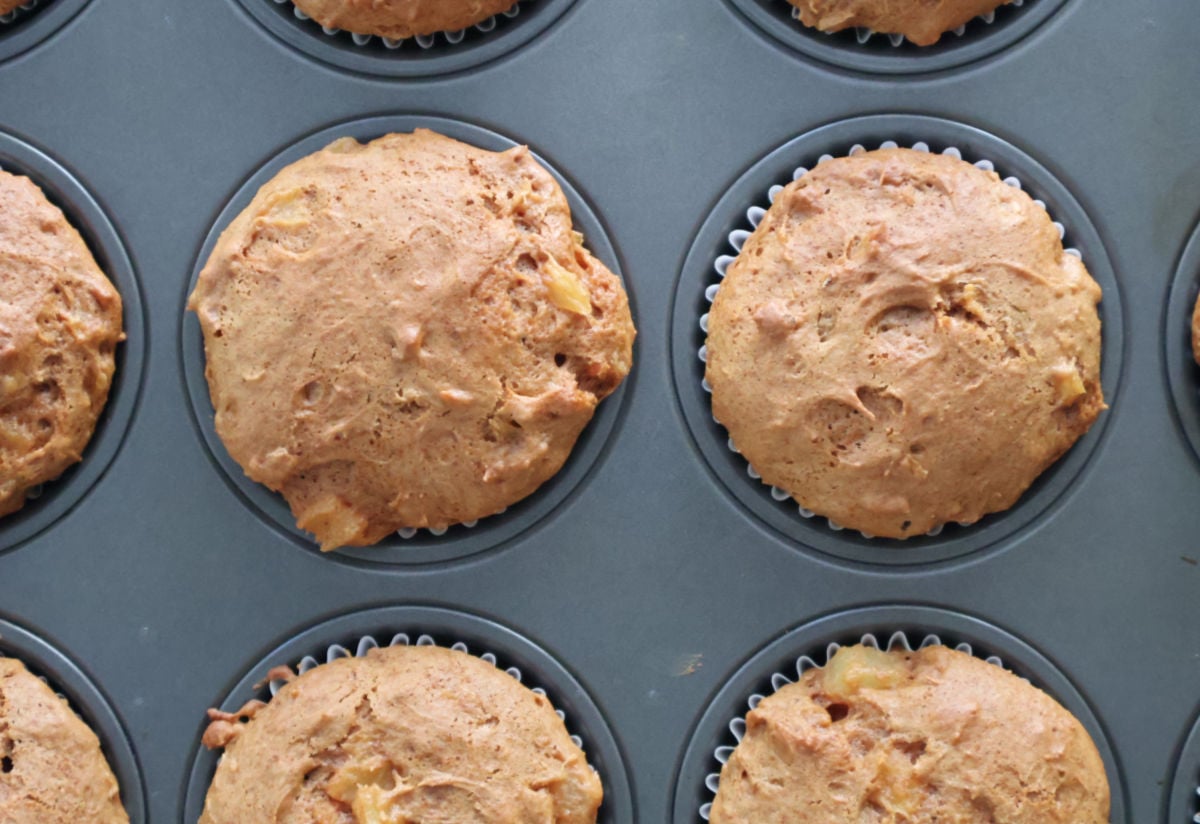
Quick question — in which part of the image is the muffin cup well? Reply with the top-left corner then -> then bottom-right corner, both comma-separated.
232,0 -> 578,77
0,618 -> 146,823
181,114 -> 631,566
1168,711 -> 1200,823
671,114 -> 1123,566
698,139 -> 1078,542
725,0 -> 1069,74
0,0 -> 88,63
182,606 -> 632,824
0,131 -> 145,555
672,605 -> 1126,823
1163,219 -> 1200,468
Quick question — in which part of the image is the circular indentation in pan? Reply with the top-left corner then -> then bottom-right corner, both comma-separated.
231,0 -> 577,77
0,0 -> 89,64
0,130 -> 146,554
725,0 -> 1069,74
181,114 -> 630,566
181,605 -> 632,823
1168,710 -> 1200,823
0,617 -> 146,822
1164,222 -> 1200,466
672,604 -> 1126,823
671,114 -> 1123,567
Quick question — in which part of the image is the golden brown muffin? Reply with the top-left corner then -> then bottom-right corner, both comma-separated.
188,130 -> 634,550
199,644 -> 602,823
788,0 -> 1012,46
292,0 -> 519,39
0,1 -> 24,16
1191,294 -> 1200,364
0,658 -> 129,823
0,170 -> 124,518
705,148 -> 1103,539
710,644 -> 1109,823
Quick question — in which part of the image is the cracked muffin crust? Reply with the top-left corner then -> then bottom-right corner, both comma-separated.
0,657 -> 128,823
709,644 -> 1109,823
787,0 -> 1013,46
705,147 -> 1103,539
199,644 -> 602,824
0,170 -> 124,519
290,0 -> 520,39
188,129 -> 634,550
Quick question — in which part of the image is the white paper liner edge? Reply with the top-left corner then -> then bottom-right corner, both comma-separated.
699,138 -> 1081,540
279,0 -> 526,49
784,0 -> 1026,47
0,0 -> 40,26
395,506 -> 504,540
698,632 -> 1009,821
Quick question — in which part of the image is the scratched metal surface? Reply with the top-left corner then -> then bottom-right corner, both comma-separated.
0,0 -> 1196,820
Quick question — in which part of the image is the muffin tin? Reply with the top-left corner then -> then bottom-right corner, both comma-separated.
0,0 -> 1195,820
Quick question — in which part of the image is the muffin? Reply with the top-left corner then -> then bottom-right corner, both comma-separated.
705,147 -> 1103,539
1191,294 -> 1200,365
188,129 -> 634,550
0,1 -> 24,16
0,657 -> 129,822
291,0 -> 520,39
709,644 -> 1109,823
199,644 -> 602,823
0,170 -> 124,518
788,0 -> 1013,46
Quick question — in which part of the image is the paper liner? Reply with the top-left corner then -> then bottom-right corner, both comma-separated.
698,630 -> 1008,821
698,138 -> 1082,540
783,0 -> 1025,47
0,0 -> 41,26
280,0 -> 527,50
395,507 -> 504,540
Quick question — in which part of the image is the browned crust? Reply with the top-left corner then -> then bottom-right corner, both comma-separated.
710,645 -> 1109,823
0,171 -> 124,518
291,0 -> 519,39
787,0 -> 1013,46
187,130 -> 634,550
705,148 -> 1103,539
0,658 -> 129,823
199,645 -> 602,823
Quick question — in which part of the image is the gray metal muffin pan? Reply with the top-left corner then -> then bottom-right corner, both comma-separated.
0,0 -> 1196,820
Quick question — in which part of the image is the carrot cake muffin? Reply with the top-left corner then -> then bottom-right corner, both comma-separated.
1190,294 -> 1200,365
709,644 -> 1109,822
705,147 -> 1103,539
0,170 -> 124,518
188,129 -> 634,550
0,657 -> 128,822
199,644 -> 602,823
788,0 -> 1013,46
291,0 -> 520,39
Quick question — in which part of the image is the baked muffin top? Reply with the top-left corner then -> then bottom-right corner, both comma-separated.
188,130 -> 634,550
291,0 -> 520,39
0,657 -> 129,823
0,170 -> 123,518
705,147 -> 1103,539
710,644 -> 1110,823
200,644 -> 602,824
787,0 -> 1013,46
